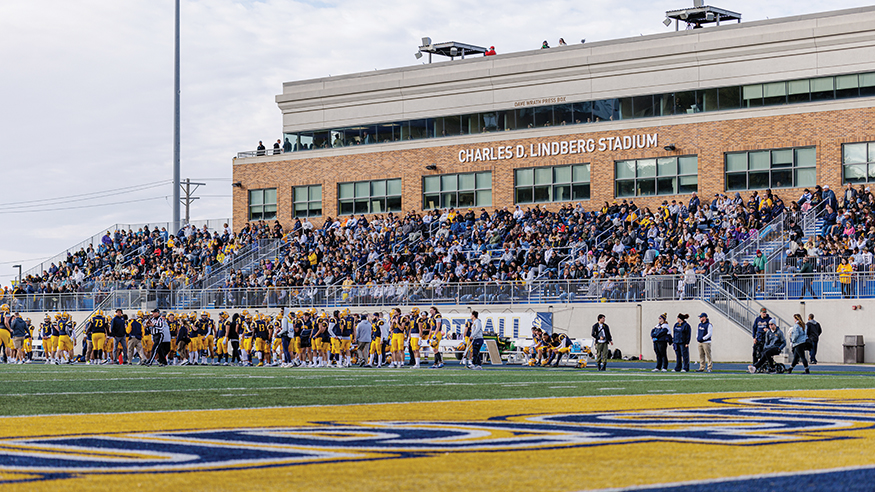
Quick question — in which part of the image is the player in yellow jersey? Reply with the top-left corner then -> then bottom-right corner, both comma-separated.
427,307 -> 445,368
298,311 -> 313,367
271,312 -> 284,366
458,319 -> 473,367
142,312 -> 154,362
126,311 -> 146,364
339,309 -> 354,367
0,304 -> 14,362
312,316 -> 329,367
390,313 -> 407,369
240,314 -> 254,366
200,312 -> 216,365
368,313 -> 384,367
214,312 -> 229,365
89,310 -> 109,365
408,311 -> 424,368
253,314 -> 270,366
41,315 -> 55,363
23,320 -> 33,362
55,315 -> 75,364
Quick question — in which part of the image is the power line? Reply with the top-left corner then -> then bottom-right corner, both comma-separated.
0,180 -> 171,208
0,257 -> 50,265
0,196 -> 167,215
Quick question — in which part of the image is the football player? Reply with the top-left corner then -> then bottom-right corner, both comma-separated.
127,311 -> 146,364
299,311 -> 313,367
0,304 -> 14,362
390,312 -> 407,369
41,315 -> 55,364
368,312 -> 384,367
167,313 -> 179,365
89,310 -> 109,365
253,314 -> 270,367
427,307 -> 444,369
215,311 -> 229,365
408,309 -> 423,368
56,314 -> 75,364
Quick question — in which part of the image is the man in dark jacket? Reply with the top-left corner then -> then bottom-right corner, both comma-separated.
111,309 -> 127,364
10,313 -> 29,363
749,321 -> 786,373
672,314 -> 691,372
806,313 -> 822,364
591,314 -> 613,371
751,308 -> 771,364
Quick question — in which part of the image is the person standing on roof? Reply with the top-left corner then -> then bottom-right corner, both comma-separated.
484,46 -> 496,56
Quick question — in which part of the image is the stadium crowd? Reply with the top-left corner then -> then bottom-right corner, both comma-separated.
783,184 -> 875,274
1,187 -> 813,310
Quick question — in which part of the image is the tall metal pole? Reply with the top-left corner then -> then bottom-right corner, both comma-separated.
172,0 -> 181,234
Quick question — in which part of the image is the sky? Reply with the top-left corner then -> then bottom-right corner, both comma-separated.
0,0 -> 870,285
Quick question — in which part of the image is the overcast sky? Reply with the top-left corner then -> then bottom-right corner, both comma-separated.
0,0 -> 870,285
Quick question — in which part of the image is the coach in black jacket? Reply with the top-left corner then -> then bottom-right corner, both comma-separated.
591,314 -> 613,371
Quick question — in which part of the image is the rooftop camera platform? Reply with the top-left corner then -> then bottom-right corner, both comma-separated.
415,38 -> 488,63
664,1 -> 741,30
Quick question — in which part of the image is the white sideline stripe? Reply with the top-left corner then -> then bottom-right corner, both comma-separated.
586,464 -> 875,492
0,376 -> 857,396
0,386 -> 873,420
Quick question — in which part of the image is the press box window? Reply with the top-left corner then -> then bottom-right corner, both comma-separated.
842,142 -> 875,184
248,188 -> 277,221
615,157 -> 697,198
293,185 -> 322,218
725,147 -> 816,191
515,164 -> 590,204
423,172 -> 491,210
338,179 -> 401,215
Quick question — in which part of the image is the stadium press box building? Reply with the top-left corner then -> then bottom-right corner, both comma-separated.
233,6 -> 875,226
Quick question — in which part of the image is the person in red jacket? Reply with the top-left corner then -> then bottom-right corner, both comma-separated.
484,46 -> 496,56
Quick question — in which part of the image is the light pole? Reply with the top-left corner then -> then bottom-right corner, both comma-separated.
172,0 -> 181,234
12,265 -> 21,286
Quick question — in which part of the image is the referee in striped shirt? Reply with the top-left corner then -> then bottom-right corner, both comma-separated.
146,308 -> 171,366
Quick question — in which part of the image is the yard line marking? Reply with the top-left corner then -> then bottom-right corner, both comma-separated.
598,388 -> 626,391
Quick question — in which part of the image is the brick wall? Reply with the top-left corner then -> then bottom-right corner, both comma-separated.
232,107 -> 875,229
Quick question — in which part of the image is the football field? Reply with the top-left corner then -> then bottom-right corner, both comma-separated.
1,362 -> 875,491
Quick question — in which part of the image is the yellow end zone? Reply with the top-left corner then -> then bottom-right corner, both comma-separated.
1,389 -> 875,491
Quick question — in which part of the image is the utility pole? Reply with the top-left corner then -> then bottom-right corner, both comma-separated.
179,178 -> 205,225
172,0 -> 181,234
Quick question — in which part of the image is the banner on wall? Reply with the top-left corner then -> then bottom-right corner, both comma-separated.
441,312 -> 553,338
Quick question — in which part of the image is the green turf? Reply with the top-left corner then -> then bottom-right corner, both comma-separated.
0,363 -> 873,417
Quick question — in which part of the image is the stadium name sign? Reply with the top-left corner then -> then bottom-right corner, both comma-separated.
457,133 -> 659,163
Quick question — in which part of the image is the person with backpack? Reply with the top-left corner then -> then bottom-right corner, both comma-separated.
650,313 -> 671,372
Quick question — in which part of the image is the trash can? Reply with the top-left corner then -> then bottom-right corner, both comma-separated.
843,335 -> 865,364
